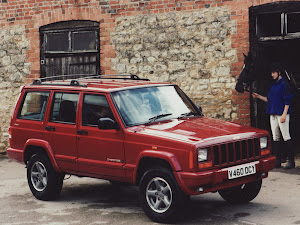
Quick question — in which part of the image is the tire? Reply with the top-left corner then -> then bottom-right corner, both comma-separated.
218,179 -> 262,203
27,153 -> 64,201
139,167 -> 185,223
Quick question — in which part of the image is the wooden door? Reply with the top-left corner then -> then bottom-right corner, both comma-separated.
40,21 -> 100,80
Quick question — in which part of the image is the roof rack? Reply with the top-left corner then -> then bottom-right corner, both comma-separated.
35,74 -> 85,81
31,74 -> 150,86
32,79 -> 87,87
97,74 -> 150,81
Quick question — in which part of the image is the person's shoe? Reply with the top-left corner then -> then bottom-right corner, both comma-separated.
284,161 -> 295,169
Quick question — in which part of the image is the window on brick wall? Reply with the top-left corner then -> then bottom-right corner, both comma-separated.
256,11 -> 300,40
256,13 -> 282,38
286,12 -> 300,34
40,21 -> 100,80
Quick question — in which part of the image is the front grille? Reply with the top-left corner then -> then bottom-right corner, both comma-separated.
213,138 -> 260,166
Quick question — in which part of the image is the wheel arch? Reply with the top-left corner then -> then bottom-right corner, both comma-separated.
134,150 -> 182,185
24,139 -> 61,173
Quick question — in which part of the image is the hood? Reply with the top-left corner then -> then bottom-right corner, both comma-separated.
128,117 -> 265,145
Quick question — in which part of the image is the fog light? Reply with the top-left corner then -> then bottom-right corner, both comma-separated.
198,187 -> 204,192
262,172 -> 267,177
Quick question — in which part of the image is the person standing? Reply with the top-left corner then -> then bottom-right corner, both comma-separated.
252,63 -> 294,169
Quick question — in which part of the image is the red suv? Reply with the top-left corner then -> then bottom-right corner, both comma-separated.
7,75 -> 276,223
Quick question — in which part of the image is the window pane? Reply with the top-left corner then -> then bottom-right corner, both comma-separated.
46,32 -> 69,51
257,13 -> 282,37
18,92 -> 50,121
50,93 -> 79,124
287,13 -> 300,33
72,31 -> 97,51
82,94 -> 114,126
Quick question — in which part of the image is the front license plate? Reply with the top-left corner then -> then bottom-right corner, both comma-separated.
227,162 -> 257,180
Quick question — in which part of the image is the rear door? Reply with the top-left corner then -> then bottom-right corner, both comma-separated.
76,92 -> 125,178
44,91 -> 79,173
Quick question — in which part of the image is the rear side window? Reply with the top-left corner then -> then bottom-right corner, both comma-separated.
49,92 -> 79,124
18,91 -> 50,121
82,94 -> 114,126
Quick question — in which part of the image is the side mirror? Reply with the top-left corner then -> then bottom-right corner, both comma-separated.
97,118 -> 119,130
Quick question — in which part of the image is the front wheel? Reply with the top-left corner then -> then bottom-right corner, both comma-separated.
218,179 -> 262,203
27,153 -> 64,201
139,167 -> 186,223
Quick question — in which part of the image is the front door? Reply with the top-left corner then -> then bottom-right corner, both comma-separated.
76,93 -> 125,179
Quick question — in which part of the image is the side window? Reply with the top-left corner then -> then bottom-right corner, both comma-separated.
82,94 -> 114,126
50,92 -> 79,124
18,92 -> 50,121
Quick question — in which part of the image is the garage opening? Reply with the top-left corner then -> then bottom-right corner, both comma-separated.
249,2 -> 300,151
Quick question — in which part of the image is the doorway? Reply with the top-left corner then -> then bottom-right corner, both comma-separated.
40,20 -> 100,80
249,2 -> 300,150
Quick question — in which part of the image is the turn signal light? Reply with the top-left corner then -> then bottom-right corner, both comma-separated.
261,149 -> 271,156
8,128 -> 12,146
198,161 -> 213,169
189,151 -> 193,169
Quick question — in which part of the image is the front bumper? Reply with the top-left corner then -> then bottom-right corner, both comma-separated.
174,156 -> 276,195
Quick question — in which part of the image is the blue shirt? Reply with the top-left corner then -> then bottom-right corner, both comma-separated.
266,77 -> 293,115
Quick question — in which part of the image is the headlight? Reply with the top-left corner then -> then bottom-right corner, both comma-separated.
198,148 -> 208,162
260,137 -> 268,150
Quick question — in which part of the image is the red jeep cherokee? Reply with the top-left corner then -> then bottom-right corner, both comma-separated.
7,75 -> 276,223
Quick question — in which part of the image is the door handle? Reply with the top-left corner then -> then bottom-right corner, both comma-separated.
45,126 -> 55,131
77,130 -> 88,135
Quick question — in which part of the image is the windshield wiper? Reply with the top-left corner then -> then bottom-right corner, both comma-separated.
177,112 -> 200,119
145,113 -> 173,125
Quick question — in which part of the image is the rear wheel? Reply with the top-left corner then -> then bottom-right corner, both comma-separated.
218,179 -> 262,203
27,153 -> 64,201
139,167 -> 186,223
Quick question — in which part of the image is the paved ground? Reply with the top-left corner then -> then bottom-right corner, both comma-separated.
0,156 -> 300,225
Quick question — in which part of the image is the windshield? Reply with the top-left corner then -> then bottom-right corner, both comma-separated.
111,85 -> 200,126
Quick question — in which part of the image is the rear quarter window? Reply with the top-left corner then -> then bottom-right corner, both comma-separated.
17,91 -> 50,121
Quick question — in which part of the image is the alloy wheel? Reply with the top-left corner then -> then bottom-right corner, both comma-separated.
145,177 -> 173,213
31,161 -> 48,192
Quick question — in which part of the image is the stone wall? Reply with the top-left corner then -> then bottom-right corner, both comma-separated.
110,6 -> 237,120
0,26 -> 30,153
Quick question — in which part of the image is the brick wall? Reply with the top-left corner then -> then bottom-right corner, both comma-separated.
0,0 -> 289,153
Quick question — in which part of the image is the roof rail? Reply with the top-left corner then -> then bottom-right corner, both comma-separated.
31,79 -> 87,87
31,74 -> 150,86
33,74 -> 149,84
32,79 -> 42,85
37,74 -> 84,81
98,74 -> 150,81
